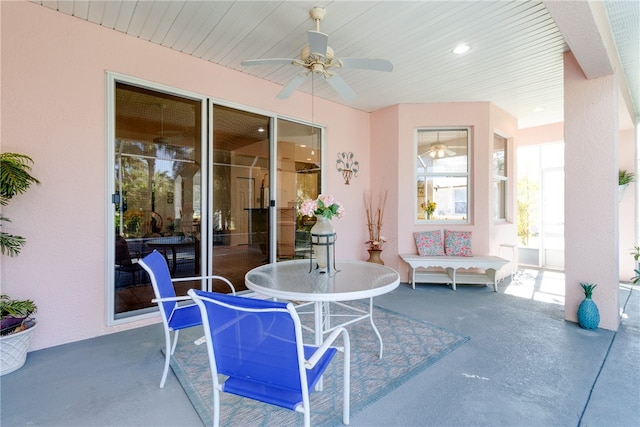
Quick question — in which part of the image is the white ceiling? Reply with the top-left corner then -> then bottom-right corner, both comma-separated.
34,1 -> 639,129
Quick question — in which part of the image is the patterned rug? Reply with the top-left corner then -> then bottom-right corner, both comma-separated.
169,302 -> 469,426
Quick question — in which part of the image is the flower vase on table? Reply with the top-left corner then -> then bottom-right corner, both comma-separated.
300,195 -> 344,274
310,216 -> 336,271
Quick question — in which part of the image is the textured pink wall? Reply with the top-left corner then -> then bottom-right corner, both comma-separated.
517,122 -> 564,146
564,51 -> 620,330
372,102 -> 518,281
0,1 -> 370,350
369,105 -> 400,268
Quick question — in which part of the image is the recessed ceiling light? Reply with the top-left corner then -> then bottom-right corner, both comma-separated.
533,106 -> 544,112
257,127 -> 265,132
452,43 -> 471,55
300,144 -> 307,148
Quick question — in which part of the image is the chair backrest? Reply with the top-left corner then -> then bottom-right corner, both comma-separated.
188,289 -> 307,394
139,250 -> 178,322
115,235 -> 134,267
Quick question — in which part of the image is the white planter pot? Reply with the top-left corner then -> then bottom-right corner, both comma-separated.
0,322 -> 37,376
619,184 -> 628,203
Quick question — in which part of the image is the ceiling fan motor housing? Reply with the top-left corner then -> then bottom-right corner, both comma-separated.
301,45 -> 334,64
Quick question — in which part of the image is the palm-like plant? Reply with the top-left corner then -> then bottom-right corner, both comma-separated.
630,247 -> 640,285
619,169 -> 635,186
0,152 -> 40,257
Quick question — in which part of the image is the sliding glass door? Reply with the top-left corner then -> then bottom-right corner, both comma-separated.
112,81 -> 204,317
275,119 -> 321,260
210,105 -> 271,291
109,76 -> 324,320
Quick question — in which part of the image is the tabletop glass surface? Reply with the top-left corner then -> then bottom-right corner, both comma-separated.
245,259 -> 400,301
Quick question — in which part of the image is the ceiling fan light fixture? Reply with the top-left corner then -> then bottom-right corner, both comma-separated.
242,7 -> 392,101
452,43 -> 471,55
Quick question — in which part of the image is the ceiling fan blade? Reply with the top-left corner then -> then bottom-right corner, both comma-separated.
338,58 -> 393,72
323,73 -> 357,101
277,74 -> 309,99
308,30 -> 328,57
241,58 -> 297,67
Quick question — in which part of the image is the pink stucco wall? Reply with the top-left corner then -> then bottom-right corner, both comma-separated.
371,102 -> 518,281
0,2 -> 370,350
517,122 -> 564,146
564,51 -> 619,330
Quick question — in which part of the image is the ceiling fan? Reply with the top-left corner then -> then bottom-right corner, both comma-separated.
425,144 -> 456,158
241,7 -> 393,101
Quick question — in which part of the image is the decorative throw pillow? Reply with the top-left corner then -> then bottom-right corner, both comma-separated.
444,230 -> 472,257
413,230 -> 445,256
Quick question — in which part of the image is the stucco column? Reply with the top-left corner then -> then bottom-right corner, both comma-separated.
564,51 -> 619,331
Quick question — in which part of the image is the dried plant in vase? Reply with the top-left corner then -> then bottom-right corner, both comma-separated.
364,190 -> 388,252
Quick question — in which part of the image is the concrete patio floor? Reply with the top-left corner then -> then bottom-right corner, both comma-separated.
1,268 -> 638,426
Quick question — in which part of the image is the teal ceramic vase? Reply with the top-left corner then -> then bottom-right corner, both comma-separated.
578,297 -> 600,330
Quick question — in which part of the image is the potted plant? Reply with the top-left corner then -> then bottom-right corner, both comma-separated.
630,246 -> 640,285
364,191 -> 388,264
1,152 -> 40,375
619,169 -> 635,202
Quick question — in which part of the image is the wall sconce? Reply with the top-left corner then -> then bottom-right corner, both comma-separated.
336,152 -> 359,185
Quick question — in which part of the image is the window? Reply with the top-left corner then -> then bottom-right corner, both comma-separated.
493,133 -> 508,221
416,128 -> 469,222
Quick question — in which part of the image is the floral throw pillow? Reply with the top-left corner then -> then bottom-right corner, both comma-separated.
413,230 -> 445,256
444,230 -> 472,257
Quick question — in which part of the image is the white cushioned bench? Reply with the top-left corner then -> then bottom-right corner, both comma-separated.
400,254 -> 509,292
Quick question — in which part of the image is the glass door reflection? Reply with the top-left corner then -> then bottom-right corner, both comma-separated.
211,106 -> 270,291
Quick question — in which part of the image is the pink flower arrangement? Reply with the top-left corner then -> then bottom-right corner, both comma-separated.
299,194 -> 345,220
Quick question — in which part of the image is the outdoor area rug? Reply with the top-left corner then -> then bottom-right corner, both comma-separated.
168,302 -> 469,426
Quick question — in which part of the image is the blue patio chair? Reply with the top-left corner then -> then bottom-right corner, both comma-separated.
187,288 -> 351,427
138,250 -> 235,388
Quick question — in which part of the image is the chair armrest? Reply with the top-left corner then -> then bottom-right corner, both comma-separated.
151,296 -> 192,303
172,275 -> 236,295
306,326 -> 350,369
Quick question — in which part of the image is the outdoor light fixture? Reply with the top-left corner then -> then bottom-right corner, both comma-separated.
452,43 -> 471,55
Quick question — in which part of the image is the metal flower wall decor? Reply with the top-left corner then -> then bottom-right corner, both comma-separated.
336,152 -> 359,185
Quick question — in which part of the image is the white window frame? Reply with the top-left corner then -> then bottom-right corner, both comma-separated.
415,127 -> 471,224
493,132 -> 509,222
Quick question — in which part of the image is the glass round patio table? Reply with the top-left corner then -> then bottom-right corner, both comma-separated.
245,259 -> 400,358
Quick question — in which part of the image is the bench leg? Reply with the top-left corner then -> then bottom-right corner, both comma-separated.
447,267 -> 457,290
488,269 -> 498,292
